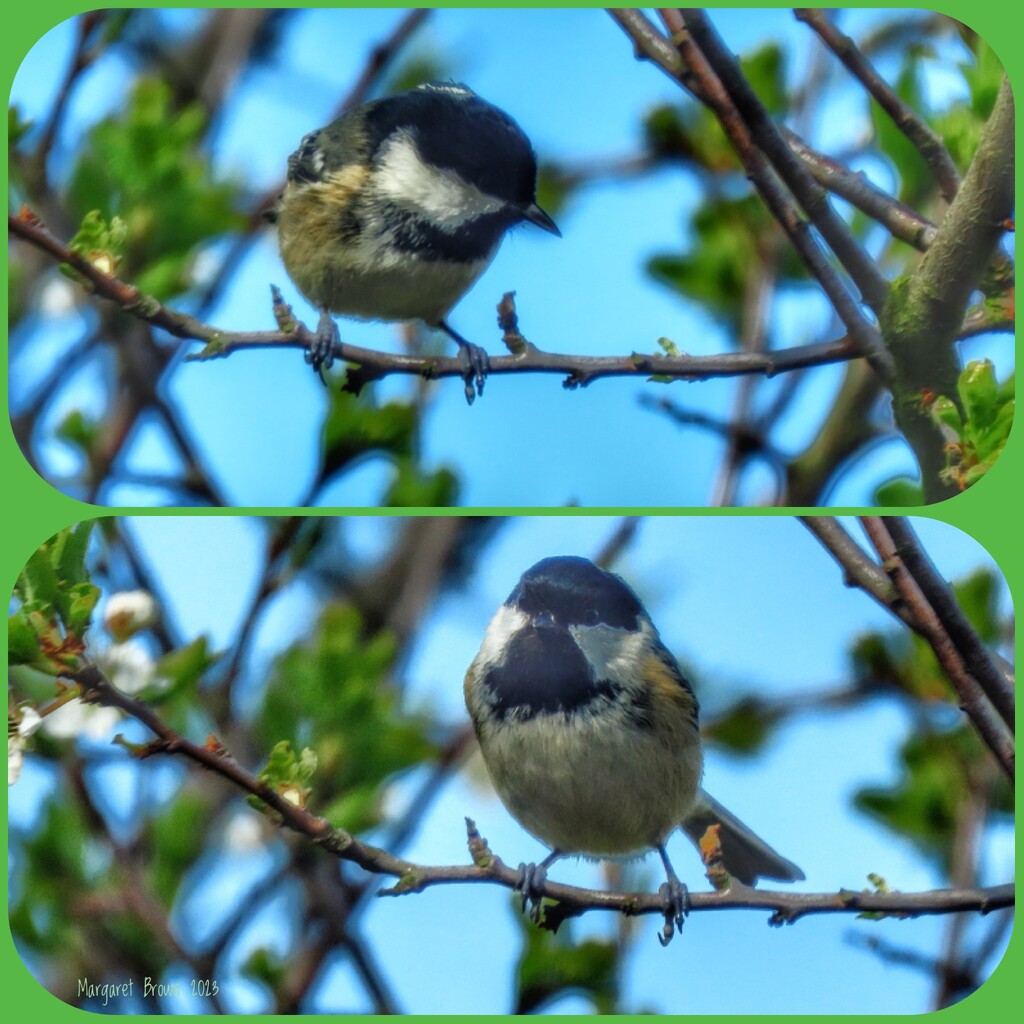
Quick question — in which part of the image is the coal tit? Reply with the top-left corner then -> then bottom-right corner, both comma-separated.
464,556 -> 804,944
272,82 -> 560,402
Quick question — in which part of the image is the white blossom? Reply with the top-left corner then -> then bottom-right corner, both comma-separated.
17,706 -> 42,738
9,707 -> 44,785
9,734 -> 24,786
38,276 -> 78,316
100,639 -> 167,695
222,810 -> 265,852
104,590 -> 159,641
42,701 -> 122,741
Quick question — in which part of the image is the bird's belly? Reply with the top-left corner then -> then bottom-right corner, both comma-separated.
278,192 -> 491,323
325,256 -> 487,323
480,712 -> 702,857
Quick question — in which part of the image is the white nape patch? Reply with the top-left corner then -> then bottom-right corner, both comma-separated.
570,617 -> 656,682
474,604 -> 528,669
374,131 -> 507,229
416,82 -> 474,98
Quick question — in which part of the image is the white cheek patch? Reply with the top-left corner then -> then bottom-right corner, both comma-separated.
374,131 -> 507,229
570,619 -> 652,681
475,604 -> 528,669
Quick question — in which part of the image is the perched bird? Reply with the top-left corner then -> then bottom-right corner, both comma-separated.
271,81 -> 560,402
464,555 -> 804,944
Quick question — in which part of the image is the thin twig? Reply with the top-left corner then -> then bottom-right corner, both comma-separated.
794,8 -> 962,201
676,9 -> 891,314
800,518 -> 1015,684
647,11 -> 889,375
882,518 -> 1014,731
799,516 -> 906,610
593,516 -> 643,570
642,394 -> 786,466
711,258 -> 776,505
32,12 -> 107,182
608,9 -> 938,254
781,128 -> 937,250
858,518 -> 1014,783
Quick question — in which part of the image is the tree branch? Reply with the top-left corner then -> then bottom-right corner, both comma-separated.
676,8 -> 891,313
608,9 -> 939,254
882,74 -> 1014,503
882,518 -> 1014,731
794,8 -> 962,202
784,361 -> 888,505
62,660 -> 1014,932
645,10 -> 889,374
780,128 -> 937,251
8,211 -> 869,388
858,518 -> 1013,783
799,517 -> 1015,686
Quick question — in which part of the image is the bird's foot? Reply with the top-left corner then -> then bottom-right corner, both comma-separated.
456,340 -> 489,405
305,308 -> 340,383
515,861 -> 549,922
657,877 -> 690,947
440,321 -> 488,404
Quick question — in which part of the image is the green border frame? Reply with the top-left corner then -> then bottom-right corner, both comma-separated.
3,3 -> 1019,1021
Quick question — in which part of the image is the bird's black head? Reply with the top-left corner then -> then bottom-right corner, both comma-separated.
508,556 -> 645,631
366,82 -> 559,233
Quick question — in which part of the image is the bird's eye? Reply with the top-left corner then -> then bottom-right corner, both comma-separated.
582,607 -> 601,626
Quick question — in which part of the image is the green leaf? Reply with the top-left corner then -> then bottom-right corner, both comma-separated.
515,924 -> 619,1014
740,43 -> 788,117
535,162 -> 578,219
958,359 -> 999,430
8,797 -> 92,955
960,37 -> 1004,118
257,741 -> 318,794
54,520 -> 96,590
971,399 -> 1013,466
855,726 -> 1013,872
7,608 -> 42,665
929,395 -> 961,434
925,362 -> 1014,489
66,77 -> 245,301
151,636 -> 219,700
850,629 -> 954,704
870,59 -> 932,203
949,569 -> 1003,643
9,104 -> 32,147
647,194 -> 807,330
320,390 -> 417,480
932,40 -> 1003,172
147,792 -> 210,905
703,696 -> 778,755
241,947 -> 286,988
56,410 -> 101,455
17,546 -> 60,608
321,785 -> 380,834
384,460 -> 458,507
258,602 -> 438,832
873,478 -> 923,507
65,582 -> 101,635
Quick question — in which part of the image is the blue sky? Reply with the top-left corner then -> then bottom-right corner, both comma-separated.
8,8 -> 1014,506
9,513 -> 1014,1013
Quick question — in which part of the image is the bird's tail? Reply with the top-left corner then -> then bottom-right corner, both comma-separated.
681,789 -> 804,886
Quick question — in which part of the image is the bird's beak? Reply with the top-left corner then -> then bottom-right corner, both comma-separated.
522,202 -> 561,237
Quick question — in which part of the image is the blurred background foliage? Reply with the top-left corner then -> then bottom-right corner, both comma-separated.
7,515 -> 1014,1012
